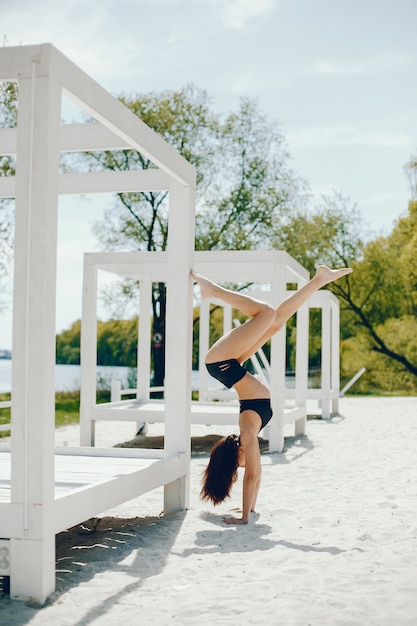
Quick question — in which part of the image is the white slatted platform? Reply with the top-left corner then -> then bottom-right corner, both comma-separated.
89,399 -> 240,425
84,398 -> 306,432
0,448 -> 186,534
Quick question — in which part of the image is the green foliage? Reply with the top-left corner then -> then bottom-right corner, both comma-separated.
55,390 -> 80,427
0,390 -> 82,436
272,191 -> 366,273
56,317 -> 140,367
56,320 -> 81,364
0,81 -> 18,127
0,393 -> 11,438
341,319 -> 417,395
334,201 -> 417,386
96,318 -> 138,367
196,97 -> 307,251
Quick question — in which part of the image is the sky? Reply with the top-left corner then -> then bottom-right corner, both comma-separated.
1,0 -> 416,349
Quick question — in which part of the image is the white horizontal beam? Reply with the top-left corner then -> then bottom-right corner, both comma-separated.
53,453 -> 187,533
85,250 -> 167,267
59,169 -> 170,194
0,123 -> 137,156
194,250 -> 310,281
55,446 -> 163,459
82,250 -> 311,283
0,169 -> 171,197
0,44 -> 42,80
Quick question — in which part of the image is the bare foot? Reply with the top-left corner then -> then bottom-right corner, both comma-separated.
315,265 -> 353,287
223,516 -> 248,525
191,269 -> 217,299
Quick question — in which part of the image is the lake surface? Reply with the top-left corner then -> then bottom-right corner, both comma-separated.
0,360 -> 204,393
0,361 -> 135,394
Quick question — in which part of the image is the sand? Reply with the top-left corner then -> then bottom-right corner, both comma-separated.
1,396 -> 416,625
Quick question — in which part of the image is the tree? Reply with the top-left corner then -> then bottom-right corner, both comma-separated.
56,317 -> 139,367
271,191 -> 367,276
81,85 -> 219,385
268,190 -> 417,387
195,97 -> 307,250
96,318 -> 138,367
329,200 -> 417,381
81,87 -> 305,385
56,320 -> 81,365
270,191 -> 367,372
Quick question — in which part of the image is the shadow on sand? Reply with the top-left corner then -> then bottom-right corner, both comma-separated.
0,511 -> 186,626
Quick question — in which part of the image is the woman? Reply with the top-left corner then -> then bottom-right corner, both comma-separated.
192,265 -> 352,525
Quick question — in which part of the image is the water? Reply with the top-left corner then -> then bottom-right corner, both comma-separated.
0,360 -> 203,394
0,360 -> 133,394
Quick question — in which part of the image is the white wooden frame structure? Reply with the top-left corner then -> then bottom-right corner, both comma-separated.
80,250 -> 310,454
0,44 -> 195,604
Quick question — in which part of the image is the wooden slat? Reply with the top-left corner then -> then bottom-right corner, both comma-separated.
0,451 -> 175,502
53,453 -> 187,533
89,399 -> 240,426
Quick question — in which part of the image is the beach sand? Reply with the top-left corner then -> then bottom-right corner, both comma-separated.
1,396 -> 416,625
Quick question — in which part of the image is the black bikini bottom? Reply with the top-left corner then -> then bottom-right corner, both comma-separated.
239,398 -> 273,431
205,358 -> 247,389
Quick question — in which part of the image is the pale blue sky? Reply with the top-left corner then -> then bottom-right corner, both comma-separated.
1,0 -> 416,348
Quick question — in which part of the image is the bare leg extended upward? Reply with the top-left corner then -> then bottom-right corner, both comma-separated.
191,265 -> 353,365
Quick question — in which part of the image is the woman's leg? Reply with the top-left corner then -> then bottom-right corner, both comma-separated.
192,266 -> 352,364
191,270 -> 276,363
236,265 -> 352,363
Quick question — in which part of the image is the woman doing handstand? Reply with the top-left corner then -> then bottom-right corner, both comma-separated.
192,265 -> 352,525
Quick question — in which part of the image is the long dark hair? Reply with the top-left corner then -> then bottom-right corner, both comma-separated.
200,434 -> 240,505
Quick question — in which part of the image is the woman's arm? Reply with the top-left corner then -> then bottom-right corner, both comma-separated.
250,468 -> 261,512
224,429 -> 261,525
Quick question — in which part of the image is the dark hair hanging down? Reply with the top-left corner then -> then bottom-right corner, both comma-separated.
200,434 -> 240,505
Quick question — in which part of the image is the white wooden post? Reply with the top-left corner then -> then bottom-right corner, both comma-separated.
135,277 -> 152,433
137,276 -> 152,403
321,301 -> 331,419
110,379 -> 122,402
331,298 -> 340,414
80,262 -> 98,445
268,261 -> 287,452
10,65 -> 61,603
198,299 -> 210,402
163,180 -> 195,513
198,300 -> 233,401
294,297 -> 309,436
